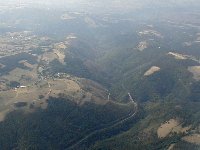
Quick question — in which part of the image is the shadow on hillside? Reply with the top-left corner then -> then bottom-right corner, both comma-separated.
0,97 -> 136,149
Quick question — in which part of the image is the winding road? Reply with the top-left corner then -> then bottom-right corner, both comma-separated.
66,93 -> 138,150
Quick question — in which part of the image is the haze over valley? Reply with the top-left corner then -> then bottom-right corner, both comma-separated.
0,0 -> 200,149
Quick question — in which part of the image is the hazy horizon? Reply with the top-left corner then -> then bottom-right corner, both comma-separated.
1,0 -> 200,11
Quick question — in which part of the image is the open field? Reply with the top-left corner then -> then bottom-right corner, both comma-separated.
182,134 -> 200,145
157,119 -> 190,138
144,66 -> 160,76
2,67 -> 38,84
0,63 -> 110,121
157,119 -> 179,138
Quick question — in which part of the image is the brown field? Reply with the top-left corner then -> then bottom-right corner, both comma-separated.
144,66 -> 160,76
157,119 -> 179,138
157,119 -> 190,138
182,134 -> 200,145
2,67 -> 38,85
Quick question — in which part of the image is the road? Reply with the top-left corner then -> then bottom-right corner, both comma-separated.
66,93 -> 137,150
107,93 -> 110,100
128,92 -> 137,106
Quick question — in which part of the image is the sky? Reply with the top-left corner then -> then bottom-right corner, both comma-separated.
0,0 -> 200,12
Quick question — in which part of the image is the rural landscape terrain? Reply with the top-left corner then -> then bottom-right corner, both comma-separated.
0,0 -> 200,149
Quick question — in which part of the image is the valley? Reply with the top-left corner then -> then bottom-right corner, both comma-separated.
0,1 -> 200,149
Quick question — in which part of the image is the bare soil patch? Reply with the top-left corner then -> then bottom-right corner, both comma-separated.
157,119 -> 190,138
144,66 -> 160,76
182,134 -> 200,145
157,119 -> 179,138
